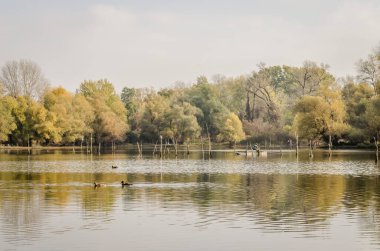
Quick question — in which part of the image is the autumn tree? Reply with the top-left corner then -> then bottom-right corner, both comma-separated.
216,112 -> 245,146
184,79 -> 230,139
43,87 -> 94,145
341,79 -> 373,143
293,96 -> 328,157
318,82 -> 349,155
123,87 -> 152,142
365,95 -> 380,161
161,102 -> 201,153
140,93 -> 169,142
0,96 -> 17,142
79,79 -> 128,147
8,96 -> 58,146
214,75 -> 246,120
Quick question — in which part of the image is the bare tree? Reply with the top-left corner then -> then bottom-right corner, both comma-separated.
0,59 -> 49,100
357,52 -> 380,95
245,63 -> 279,122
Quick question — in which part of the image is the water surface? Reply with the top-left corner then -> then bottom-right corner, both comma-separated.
0,150 -> 379,250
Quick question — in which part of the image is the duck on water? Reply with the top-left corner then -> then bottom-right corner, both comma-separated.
121,181 -> 132,187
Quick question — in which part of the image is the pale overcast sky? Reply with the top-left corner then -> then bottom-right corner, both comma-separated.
0,0 -> 379,92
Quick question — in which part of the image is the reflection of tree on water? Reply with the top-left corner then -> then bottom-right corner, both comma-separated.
242,174 -> 346,233
343,176 -> 380,243
1,171 -> 380,242
0,173 -> 46,245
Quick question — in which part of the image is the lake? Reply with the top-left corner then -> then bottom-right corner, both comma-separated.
0,149 -> 379,251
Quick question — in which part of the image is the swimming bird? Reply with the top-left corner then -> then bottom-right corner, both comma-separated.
112,165 -> 118,169
121,181 -> 132,187
94,182 -> 101,188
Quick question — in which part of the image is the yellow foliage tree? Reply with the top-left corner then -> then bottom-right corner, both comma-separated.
217,112 -> 245,146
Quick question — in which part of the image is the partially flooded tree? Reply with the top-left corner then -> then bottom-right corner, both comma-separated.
140,93 -> 169,142
318,82 -> 349,156
0,59 -> 49,100
162,102 -> 201,155
293,96 -> 327,157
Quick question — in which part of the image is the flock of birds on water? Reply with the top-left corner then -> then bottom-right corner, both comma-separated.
93,165 -> 132,188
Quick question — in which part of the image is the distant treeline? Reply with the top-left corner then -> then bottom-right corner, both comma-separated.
0,46 -> 379,152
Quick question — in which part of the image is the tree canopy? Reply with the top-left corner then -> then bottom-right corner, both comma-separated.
1,45 -> 380,150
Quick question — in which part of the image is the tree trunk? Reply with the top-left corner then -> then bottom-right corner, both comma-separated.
328,134 -> 332,157
252,93 -> 256,120
245,93 -> 251,121
27,133 -> 30,155
269,136 -> 272,149
296,134 -> 299,157
309,140 -> 313,158
163,139 -> 166,155
160,136 -> 163,157
208,136 -> 211,158
171,138 -> 178,156
153,140 -> 158,156
90,133 -> 93,154
201,137 -> 205,159
205,123 -> 211,158
98,142 -> 101,155
375,134 -> 379,163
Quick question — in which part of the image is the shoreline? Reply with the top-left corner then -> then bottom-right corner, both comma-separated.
0,145 -> 376,153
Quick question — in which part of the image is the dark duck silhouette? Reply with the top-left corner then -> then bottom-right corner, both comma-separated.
112,165 -> 118,169
94,182 -> 101,188
121,181 -> 132,187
